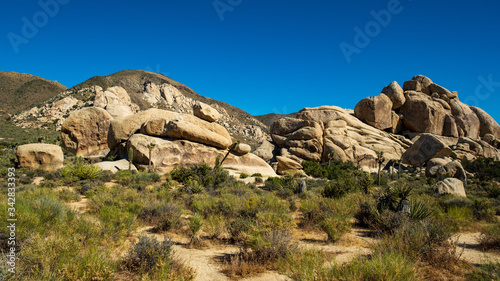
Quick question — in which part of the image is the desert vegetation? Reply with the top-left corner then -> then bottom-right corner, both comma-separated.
2,143 -> 500,281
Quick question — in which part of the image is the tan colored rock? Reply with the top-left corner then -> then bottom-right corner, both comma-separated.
127,134 -> 276,177
403,80 -> 422,92
470,106 -> 500,139
254,140 -> 277,162
449,99 -> 480,139
16,144 -> 63,172
412,75 -> 433,95
433,178 -> 466,197
164,120 -> 231,149
96,159 -> 137,173
193,102 -> 221,122
354,94 -> 393,130
160,83 -> 184,105
390,111 -> 404,134
429,83 -> 457,101
61,107 -> 113,156
276,156 -> 303,175
381,81 -> 405,109
271,117 -> 323,162
109,108 -> 231,150
402,133 -> 452,166
233,143 -> 251,155
426,158 -> 466,181
273,106 -> 408,173
400,93 -> 447,135
94,86 -> 136,118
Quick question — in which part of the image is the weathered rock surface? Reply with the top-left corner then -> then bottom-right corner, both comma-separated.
381,81 -> 405,109
233,143 -> 251,155
271,106 -> 409,172
276,156 -> 303,175
402,134 -> 452,166
94,86 -> 137,118
16,144 -> 64,172
449,99 -> 480,139
254,140 -> 278,163
109,108 -> 231,150
470,106 -> 500,139
96,159 -> 137,173
400,92 -> 447,135
61,107 -> 113,156
127,134 -> 276,177
193,102 -> 221,122
354,94 -> 393,130
433,178 -> 466,197
425,158 -> 466,181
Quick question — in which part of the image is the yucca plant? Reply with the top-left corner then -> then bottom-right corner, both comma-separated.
409,199 -> 433,221
74,164 -> 102,180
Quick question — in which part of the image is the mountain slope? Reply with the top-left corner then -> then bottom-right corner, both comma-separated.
0,71 -> 67,114
254,112 -> 298,128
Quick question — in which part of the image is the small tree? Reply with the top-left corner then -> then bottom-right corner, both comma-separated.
146,143 -> 156,173
376,151 -> 385,186
189,213 -> 203,245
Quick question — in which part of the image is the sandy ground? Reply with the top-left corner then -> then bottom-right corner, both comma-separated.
454,232 -> 500,265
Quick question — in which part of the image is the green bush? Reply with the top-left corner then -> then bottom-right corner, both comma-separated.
171,163 -> 229,189
319,214 -> 351,242
251,173 -> 262,178
240,173 -> 249,179
302,159 -> 359,180
189,213 -> 203,236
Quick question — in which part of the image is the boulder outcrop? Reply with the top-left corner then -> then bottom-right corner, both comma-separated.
271,106 -> 409,172
127,134 -> 276,177
108,108 -> 232,151
193,102 -> 221,122
61,107 -> 113,156
433,178 -> 466,197
354,94 -> 393,130
94,86 -> 137,118
402,134 -> 452,166
16,144 -> 64,172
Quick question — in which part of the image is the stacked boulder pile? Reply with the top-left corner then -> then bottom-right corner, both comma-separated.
264,75 -> 500,197
59,91 -> 276,177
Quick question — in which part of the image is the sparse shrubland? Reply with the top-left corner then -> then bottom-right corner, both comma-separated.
3,142 -> 500,280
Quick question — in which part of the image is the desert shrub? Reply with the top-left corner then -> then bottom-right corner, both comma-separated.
32,196 -> 68,225
467,261 -> 500,280
122,235 -> 174,272
373,218 -> 457,265
479,223 -> 500,251
228,217 -> 254,242
251,173 -> 262,178
240,173 -> 249,179
322,177 -> 359,198
155,204 -> 183,232
248,231 -> 295,261
171,163 -> 229,189
204,215 -> 227,239
329,252 -> 417,281
302,159 -> 359,180
265,174 -> 297,192
138,201 -> 181,225
463,158 -> 500,182
189,213 -> 203,236
73,163 -> 102,180
319,214 -> 351,242
99,205 -> 135,239
254,177 -> 263,184
472,198 -> 497,222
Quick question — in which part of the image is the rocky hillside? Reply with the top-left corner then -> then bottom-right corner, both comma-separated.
254,112 -> 298,127
0,71 -> 67,114
11,70 -> 268,146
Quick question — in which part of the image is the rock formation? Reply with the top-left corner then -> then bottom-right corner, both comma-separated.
61,107 -> 113,156
94,86 -> 138,118
270,106 -> 410,173
433,178 -> 467,197
16,144 -> 64,172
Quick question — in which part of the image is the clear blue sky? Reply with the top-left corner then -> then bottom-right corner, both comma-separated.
2,0 -> 500,121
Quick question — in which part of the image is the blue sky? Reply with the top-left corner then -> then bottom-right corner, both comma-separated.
2,0 -> 500,121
